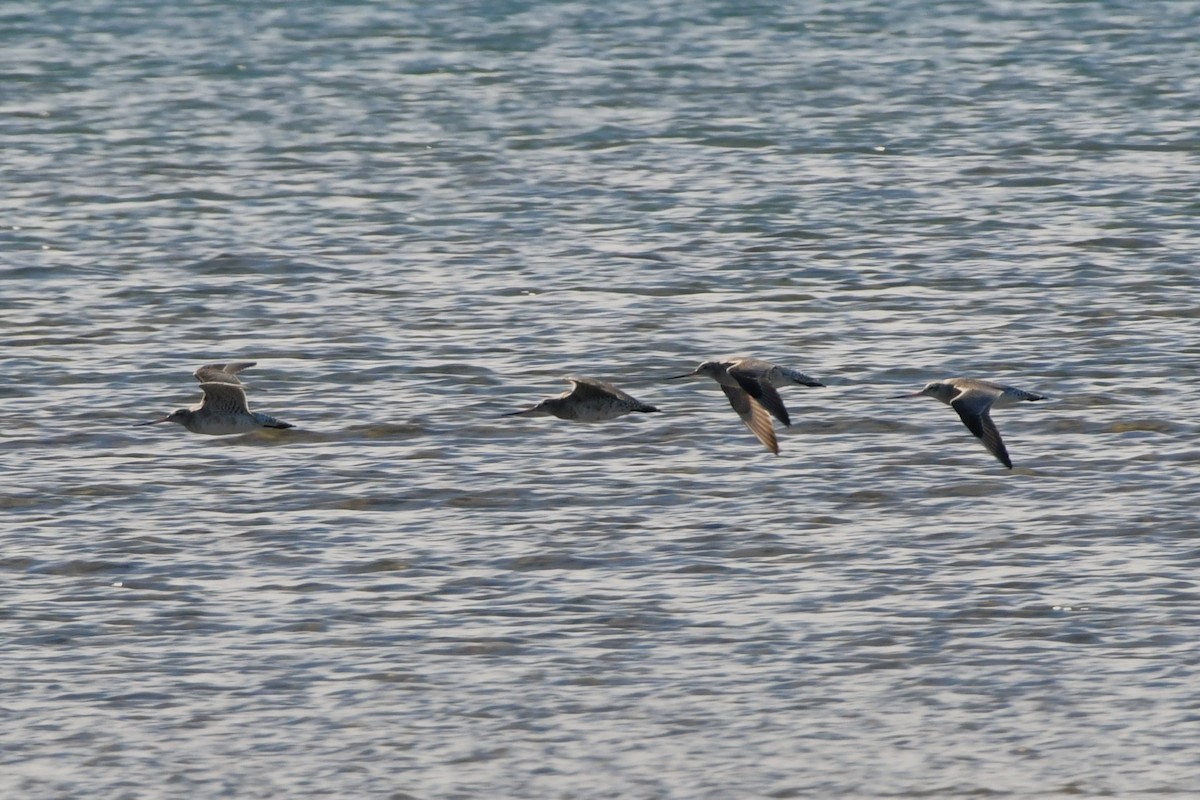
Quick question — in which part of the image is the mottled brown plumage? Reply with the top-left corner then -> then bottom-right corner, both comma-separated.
505,376 -> 660,422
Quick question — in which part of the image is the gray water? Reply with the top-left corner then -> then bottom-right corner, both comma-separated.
3,1 -> 1200,797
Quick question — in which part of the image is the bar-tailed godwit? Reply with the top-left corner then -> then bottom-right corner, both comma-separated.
139,362 -> 294,435
899,377 -> 1044,468
505,376 -> 660,421
670,357 -> 824,454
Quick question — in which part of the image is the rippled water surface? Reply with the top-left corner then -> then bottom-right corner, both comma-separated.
3,1 -> 1200,797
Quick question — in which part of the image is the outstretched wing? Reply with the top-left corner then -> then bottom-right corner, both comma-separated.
565,375 -> 636,403
721,385 -> 779,455
198,381 -> 252,415
561,376 -> 659,418
194,361 -> 257,384
727,366 -> 791,426
951,391 -> 1012,469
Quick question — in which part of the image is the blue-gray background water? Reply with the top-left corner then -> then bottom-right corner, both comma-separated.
3,1 -> 1199,797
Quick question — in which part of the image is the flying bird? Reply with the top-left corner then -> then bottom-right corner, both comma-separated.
505,376 -> 660,422
139,361 -> 294,435
670,357 -> 824,454
899,377 -> 1044,468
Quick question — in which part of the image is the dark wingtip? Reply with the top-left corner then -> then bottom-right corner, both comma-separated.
807,381 -> 826,388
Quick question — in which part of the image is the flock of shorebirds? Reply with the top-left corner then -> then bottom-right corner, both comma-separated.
138,357 -> 1041,465
141,359 -> 1047,469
